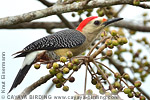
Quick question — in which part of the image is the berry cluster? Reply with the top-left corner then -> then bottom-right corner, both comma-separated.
33,29 -> 146,99
34,51 -> 81,92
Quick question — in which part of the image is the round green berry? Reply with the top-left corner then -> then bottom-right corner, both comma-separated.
77,10 -> 83,15
128,93 -> 134,98
129,42 -> 133,46
67,63 -> 73,70
60,56 -> 67,63
105,39 -> 112,45
134,81 -> 142,87
63,67 -> 70,74
135,92 -> 141,98
123,73 -> 130,80
143,13 -> 147,17
122,37 -> 128,44
101,74 -> 108,80
91,78 -> 97,85
129,86 -> 134,92
133,0 -> 140,5
66,51 -> 73,58
117,38 -> 123,45
97,69 -> 102,75
137,49 -> 142,53
101,32 -> 105,37
86,89 -> 93,95
73,65 -> 79,71
114,72 -> 121,78
96,83 -> 102,89
56,73 -> 63,79
49,68 -> 56,75
46,63 -> 51,69
139,96 -> 146,100
63,86 -> 69,91
123,88 -> 131,94
106,50 -> 113,56
111,89 -> 118,95
72,58 -> 79,65
105,92 -> 111,96
129,30 -> 136,35
53,62 -> 59,69
114,81 -> 121,88
108,44 -> 114,49
56,83 -> 62,88
99,88 -> 105,94
144,61 -> 149,66
52,78 -> 59,84
112,40 -> 119,46
111,30 -> 117,36
34,64 -> 40,69
98,10 -> 104,17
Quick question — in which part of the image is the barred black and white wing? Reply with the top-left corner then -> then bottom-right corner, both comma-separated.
14,29 -> 86,58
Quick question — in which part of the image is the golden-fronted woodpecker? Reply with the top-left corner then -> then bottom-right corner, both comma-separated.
9,16 -> 123,93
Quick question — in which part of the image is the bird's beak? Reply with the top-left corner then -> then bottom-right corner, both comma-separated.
102,18 -> 123,26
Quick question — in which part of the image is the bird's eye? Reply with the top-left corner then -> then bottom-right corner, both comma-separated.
94,20 -> 100,25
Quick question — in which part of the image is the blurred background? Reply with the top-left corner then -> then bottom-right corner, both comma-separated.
0,0 -> 150,100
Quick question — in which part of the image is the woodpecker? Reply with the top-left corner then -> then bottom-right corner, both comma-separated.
9,16 -> 123,93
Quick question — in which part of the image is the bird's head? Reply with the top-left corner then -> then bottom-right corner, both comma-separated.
76,16 -> 123,35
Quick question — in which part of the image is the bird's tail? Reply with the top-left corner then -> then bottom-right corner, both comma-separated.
8,50 -> 45,93
8,64 -> 32,93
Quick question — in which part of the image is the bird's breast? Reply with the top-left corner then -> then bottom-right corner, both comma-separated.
54,39 -> 90,57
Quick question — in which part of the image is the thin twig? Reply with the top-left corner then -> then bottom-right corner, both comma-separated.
38,0 -> 54,7
90,44 -> 107,61
87,36 -> 110,56
88,64 -> 97,78
88,63 -> 104,87
87,66 -> 94,77
120,78 -> 130,88
107,57 -> 150,99
95,61 -> 115,74
93,60 -> 114,90
84,62 -> 88,94
63,71 -> 75,84
114,5 -> 126,17
57,14 -> 76,29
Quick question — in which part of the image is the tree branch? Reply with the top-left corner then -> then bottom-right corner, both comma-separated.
0,0 -> 149,27
15,74 -> 53,100
137,3 -> 150,9
1,20 -> 150,32
113,20 -> 150,32
114,5 -> 126,17
0,22 -> 68,30
38,0 -> 76,29
57,14 -> 76,29
90,44 -> 107,61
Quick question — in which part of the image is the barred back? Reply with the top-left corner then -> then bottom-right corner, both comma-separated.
15,29 -> 86,57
